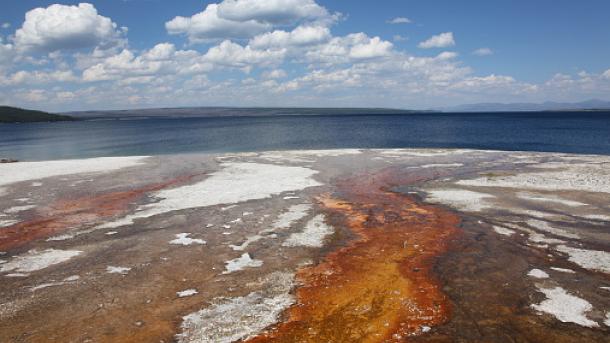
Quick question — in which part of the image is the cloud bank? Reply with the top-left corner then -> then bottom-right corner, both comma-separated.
0,1 -> 608,111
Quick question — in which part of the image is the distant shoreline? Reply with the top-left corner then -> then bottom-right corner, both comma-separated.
0,106 -> 77,124
64,106 -> 610,120
3,105 -> 609,124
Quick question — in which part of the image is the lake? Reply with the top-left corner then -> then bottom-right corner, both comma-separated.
1,111 -> 610,161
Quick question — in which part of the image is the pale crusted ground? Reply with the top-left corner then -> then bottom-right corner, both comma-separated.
0,149 -> 609,342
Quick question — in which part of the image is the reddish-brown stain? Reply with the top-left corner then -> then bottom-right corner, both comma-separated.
246,168 -> 461,342
0,175 -> 197,251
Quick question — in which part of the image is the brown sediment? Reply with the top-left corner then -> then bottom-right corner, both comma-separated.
246,168 -> 462,343
0,175 -> 197,251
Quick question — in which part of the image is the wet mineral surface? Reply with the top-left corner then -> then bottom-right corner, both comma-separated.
0,149 -> 608,342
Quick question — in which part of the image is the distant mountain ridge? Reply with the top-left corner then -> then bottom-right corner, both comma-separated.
68,102 -> 610,119
0,106 -> 76,123
441,99 -> 610,112
5,101 -> 609,123
66,107 -> 427,119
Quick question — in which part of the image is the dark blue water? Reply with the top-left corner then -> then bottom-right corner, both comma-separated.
1,111 -> 610,161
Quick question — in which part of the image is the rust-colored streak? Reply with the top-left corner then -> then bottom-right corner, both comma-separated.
0,175 -> 196,251
246,168 -> 461,342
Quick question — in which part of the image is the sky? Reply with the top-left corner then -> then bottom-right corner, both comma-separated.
1,0 -> 609,111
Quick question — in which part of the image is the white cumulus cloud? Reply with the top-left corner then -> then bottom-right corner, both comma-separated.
14,3 -> 125,53
142,43 -> 176,61
82,44 -> 211,82
203,40 -> 285,70
418,32 -> 455,49
0,69 -> 77,86
387,17 -> 411,24
0,40 -> 14,67
450,74 -> 517,91
349,37 -> 393,59
166,4 -> 271,43
249,25 -> 330,49
263,69 -> 287,79
166,0 -> 335,43
165,4 -> 271,43
304,33 -> 393,64
217,0 -> 331,24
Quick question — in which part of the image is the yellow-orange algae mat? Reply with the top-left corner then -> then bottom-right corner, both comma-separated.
247,168 -> 461,342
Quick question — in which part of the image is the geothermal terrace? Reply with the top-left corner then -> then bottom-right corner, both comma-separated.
0,149 -> 609,342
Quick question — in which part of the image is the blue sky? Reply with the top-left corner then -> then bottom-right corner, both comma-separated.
1,0 -> 609,111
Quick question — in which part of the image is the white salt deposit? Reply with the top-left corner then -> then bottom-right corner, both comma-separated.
0,249 -> 82,273
46,234 -> 75,241
228,203 -> 311,251
418,163 -> 464,168
272,204 -> 312,230
514,209 -> 561,219
259,149 -> 361,163
289,149 -> 362,156
526,219 -> 579,239
517,192 -> 586,207
527,269 -> 549,279
97,163 -> 321,229
531,286 -> 598,327
492,225 -> 516,236
580,214 -> 610,221
378,149 -> 470,157
177,289 -> 198,298
6,273 -> 29,277
31,182 -> 43,187
283,196 -> 300,200
3,205 -> 36,214
170,233 -> 206,246
501,223 -> 566,245
30,282 -> 62,291
0,219 -> 19,228
229,235 -> 265,251
550,267 -> 575,273
555,245 -> 610,273
282,215 -> 334,248
223,253 -> 263,274
425,189 -> 495,212
106,266 -> 131,275
0,156 -> 147,188
531,161 -> 586,169
30,275 -> 79,291
528,232 -> 565,245
177,272 -> 294,343
457,163 -> 610,193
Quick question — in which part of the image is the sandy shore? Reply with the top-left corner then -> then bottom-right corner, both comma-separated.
0,149 -> 609,342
